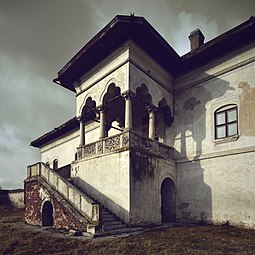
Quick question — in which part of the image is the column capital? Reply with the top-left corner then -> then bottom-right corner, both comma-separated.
77,115 -> 88,123
97,105 -> 109,113
77,115 -> 84,123
122,90 -> 135,99
147,105 -> 158,113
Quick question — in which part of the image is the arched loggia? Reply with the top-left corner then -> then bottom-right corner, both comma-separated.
79,97 -> 97,146
133,84 -> 153,137
102,83 -> 125,137
156,98 -> 174,142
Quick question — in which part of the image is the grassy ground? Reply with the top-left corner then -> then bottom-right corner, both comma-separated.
1,206 -> 255,255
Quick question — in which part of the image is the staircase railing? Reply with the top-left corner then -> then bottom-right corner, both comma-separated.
27,162 -> 99,225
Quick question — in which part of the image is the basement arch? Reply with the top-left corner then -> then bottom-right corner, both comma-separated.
161,177 -> 176,223
42,201 -> 54,227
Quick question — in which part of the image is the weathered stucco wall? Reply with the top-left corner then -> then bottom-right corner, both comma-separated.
177,151 -> 255,227
41,129 -> 79,168
174,42 -> 255,227
8,190 -> 24,208
130,152 -> 176,225
72,150 -> 130,223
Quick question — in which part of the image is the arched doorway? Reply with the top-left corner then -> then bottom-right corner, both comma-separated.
161,178 -> 176,222
42,201 -> 53,227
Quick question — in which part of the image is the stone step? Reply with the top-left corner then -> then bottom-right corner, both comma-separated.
102,211 -> 112,215
103,220 -> 123,226
95,227 -> 143,237
102,216 -> 117,221
104,223 -> 128,231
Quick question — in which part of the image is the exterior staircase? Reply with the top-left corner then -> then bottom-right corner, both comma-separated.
26,162 -> 142,237
96,207 -> 142,237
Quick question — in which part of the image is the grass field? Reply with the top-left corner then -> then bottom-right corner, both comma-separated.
1,205 -> 255,255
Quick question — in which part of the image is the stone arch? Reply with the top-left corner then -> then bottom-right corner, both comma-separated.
42,200 -> 54,227
158,98 -> 173,126
102,83 -> 121,105
81,96 -> 97,123
101,83 -> 124,136
135,83 -> 152,105
99,78 -> 118,103
132,84 -> 153,136
160,177 -> 176,223
156,98 -> 174,142
79,92 -> 93,115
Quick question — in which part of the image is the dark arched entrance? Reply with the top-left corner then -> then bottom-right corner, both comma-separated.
161,178 -> 176,223
42,201 -> 53,227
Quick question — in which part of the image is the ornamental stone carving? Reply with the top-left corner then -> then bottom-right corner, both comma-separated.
77,130 -> 173,159
104,136 -> 121,152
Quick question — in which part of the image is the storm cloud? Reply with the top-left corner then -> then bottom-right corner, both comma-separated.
0,0 -> 254,188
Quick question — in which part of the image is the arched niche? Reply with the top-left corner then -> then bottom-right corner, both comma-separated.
42,201 -> 54,227
161,177 -> 176,223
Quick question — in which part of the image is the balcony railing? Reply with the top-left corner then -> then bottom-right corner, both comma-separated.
77,129 -> 173,160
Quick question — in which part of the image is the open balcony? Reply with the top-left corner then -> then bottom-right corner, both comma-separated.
77,129 -> 173,160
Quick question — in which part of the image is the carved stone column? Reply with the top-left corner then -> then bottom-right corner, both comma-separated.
123,91 -> 134,130
148,106 -> 156,139
78,117 -> 85,146
99,106 -> 107,139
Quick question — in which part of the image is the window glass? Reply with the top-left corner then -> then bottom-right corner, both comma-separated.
216,126 -> 226,138
215,105 -> 238,139
227,109 -> 237,122
227,123 -> 237,136
216,112 -> 225,125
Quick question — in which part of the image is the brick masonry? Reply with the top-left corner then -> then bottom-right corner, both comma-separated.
24,179 -> 87,230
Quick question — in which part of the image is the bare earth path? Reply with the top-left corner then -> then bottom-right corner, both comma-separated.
1,206 -> 255,255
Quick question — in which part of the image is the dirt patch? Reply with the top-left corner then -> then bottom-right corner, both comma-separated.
1,205 -> 255,254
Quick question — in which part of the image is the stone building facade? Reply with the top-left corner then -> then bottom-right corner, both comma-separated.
25,15 -> 255,234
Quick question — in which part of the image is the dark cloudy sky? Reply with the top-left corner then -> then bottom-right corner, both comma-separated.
0,0 -> 254,189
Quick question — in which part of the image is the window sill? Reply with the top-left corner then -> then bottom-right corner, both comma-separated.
214,135 -> 239,145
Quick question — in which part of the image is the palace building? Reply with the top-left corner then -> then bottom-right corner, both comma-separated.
24,15 -> 255,235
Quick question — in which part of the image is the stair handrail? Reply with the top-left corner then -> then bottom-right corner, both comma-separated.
27,162 -> 99,225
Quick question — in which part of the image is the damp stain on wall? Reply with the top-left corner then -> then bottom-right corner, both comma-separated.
239,82 -> 255,136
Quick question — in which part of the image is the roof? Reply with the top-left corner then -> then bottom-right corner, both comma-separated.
181,16 -> 255,73
54,15 -> 255,92
54,15 -> 180,92
33,15 -> 255,147
31,117 -> 79,148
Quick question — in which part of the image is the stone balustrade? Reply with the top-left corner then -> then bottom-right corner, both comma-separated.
27,162 -> 99,225
77,130 -> 173,160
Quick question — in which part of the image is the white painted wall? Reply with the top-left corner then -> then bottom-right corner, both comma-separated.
72,150 -> 130,223
130,157 -> 176,225
41,129 -> 79,168
174,42 -> 255,227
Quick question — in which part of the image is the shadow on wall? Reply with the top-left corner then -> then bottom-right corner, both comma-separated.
174,73 -> 235,224
72,177 -> 130,225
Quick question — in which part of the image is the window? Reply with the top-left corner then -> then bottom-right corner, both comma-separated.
215,105 -> 238,139
53,159 -> 58,170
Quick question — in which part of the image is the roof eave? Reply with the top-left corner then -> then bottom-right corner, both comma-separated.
56,15 -> 181,91
31,117 -> 79,148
